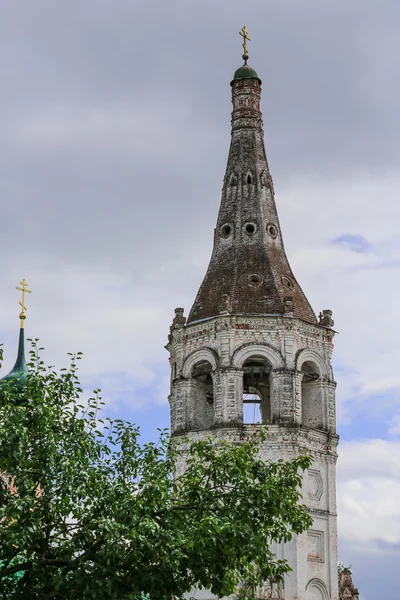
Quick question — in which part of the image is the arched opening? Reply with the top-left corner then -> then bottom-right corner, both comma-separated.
301,361 -> 323,429
229,173 -> 237,187
245,222 -> 256,235
190,359 -> 214,430
306,578 -> 329,600
242,356 -> 272,424
220,223 -> 232,238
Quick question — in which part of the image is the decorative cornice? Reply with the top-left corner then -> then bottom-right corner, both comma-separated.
170,314 -> 332,348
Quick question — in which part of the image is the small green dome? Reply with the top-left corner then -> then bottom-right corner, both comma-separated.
232,63 -> 260,82
0,328 -> 28,392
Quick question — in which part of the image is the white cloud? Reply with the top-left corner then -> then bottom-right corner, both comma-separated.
0,262 -> 171,399
3,171 -> 400,426
338,439 -> 400,549
278,173 -> 400,422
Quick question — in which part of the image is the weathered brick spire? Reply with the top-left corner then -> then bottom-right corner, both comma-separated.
187,59 -> 316,325
168,32 -> 339,600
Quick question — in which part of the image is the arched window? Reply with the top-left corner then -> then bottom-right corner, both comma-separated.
190,359 -> 214,430
301,361 -> 323,429
242,356 -> 272,424
229,172 -> 238,187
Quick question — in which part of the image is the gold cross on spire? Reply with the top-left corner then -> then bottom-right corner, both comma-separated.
16,278 -> 31,327
239,26 -> 251,62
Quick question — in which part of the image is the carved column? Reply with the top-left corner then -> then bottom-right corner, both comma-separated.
270,369 -> 296,424
213,369 -> 243,425
325,380 -> 337,432
171,379 -> 192,433
293,370 -> 303,425
217,324 -> 235,368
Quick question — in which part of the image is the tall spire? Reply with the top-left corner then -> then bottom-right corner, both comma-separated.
1,279 -> 31,385
187,32 -> 316,325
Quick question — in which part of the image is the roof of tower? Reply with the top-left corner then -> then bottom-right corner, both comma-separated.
232,63 -> 260,82
1,328 -> 28,388
187,37 -> 316,326
233,27 -> 261,83
1,279 -> 31,390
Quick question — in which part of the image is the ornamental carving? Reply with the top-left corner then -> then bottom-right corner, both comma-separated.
307,530 -> 324,562
308,469 -> 323,501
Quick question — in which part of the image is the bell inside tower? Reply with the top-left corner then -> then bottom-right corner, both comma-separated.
242,357 -> 272,424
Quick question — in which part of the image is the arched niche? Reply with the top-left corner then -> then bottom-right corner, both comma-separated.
306,578 -> 329,600
296,349 -> 329,379
182,349 -> 218,430
242,354 -> 273,424
182,348 -> 218,379
296,349 -> 328,430
301,360 -> 324,429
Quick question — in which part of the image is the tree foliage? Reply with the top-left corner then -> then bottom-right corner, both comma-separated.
0,342 -> 312,599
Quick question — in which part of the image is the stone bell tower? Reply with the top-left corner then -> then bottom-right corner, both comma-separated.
167,30 -> 339,600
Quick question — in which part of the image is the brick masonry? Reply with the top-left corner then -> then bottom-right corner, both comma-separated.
187,76 -> 316,325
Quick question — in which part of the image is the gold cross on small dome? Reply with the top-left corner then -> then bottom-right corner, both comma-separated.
16,278 -> 31,326
239,26 -> 251,60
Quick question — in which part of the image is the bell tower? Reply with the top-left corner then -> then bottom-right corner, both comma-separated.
167,30 -> 339,600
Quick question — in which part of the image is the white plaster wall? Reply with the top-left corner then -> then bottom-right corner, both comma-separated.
168,314 -> 338,599
177,426 -> 338,600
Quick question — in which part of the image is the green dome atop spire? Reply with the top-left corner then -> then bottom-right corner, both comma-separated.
1,328 -> 28,389
1,278 -> 31,391
232,27 -> 261,84
232,63 -> 260,82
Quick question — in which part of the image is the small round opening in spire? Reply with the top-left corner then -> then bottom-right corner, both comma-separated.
220,223 -> 233,238
282,276 -> 294,290
248,274 -> 262,287
267,223 -> 278,239
244,223 -> 256,235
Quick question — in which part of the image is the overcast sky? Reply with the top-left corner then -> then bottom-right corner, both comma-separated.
1,2 -> 400,598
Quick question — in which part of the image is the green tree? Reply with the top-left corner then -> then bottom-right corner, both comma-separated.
0,342 -> 312,599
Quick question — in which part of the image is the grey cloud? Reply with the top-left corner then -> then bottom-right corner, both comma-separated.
1,0 -> 400,277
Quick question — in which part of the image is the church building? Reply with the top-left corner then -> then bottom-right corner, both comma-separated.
167,28 -> 342,600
